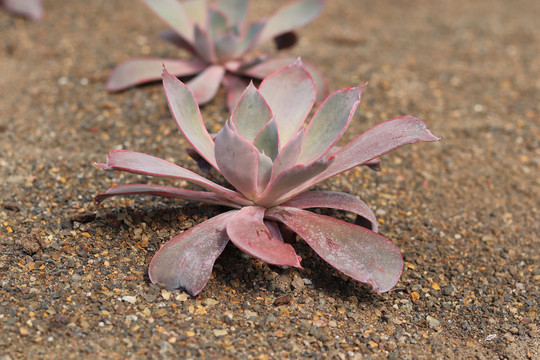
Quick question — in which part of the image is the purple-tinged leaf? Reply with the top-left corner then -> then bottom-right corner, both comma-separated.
193,24 -> 217,63
223,73 -> 250,111
216,0 -> 248,27
94,183 -> 242,208
257,152 -> 273,196
95,150 -> 252,205
259,59 -> 316,145
186,148 -> 213,175
253,117 -> 280,160
364,159 -> 381,171
231,82 -> 273,142
267,207 -> 402,293
226,206 -> 302,267
208,7 -> 228,39
281,190 -> 378,232
162,67 -> 218,168
256,157 -> 332,207
143,0 -> 193,43
297,85 -> 366,165
214,123 -> 260,200
258,0 -> 327,43
2,0 -> 43,20
235,22 -> 265,56
186,65 -> 225,105
240,56 -> 293,79
158,29 -> 198,55
215,31 -> 242,61
270,128 -> 304,179
264,220 -> 284,242
106,58 -> 206,93
183,0 -> 207,26
279,117 -> 441,199
149,210 -> 237,295
302,58 -> 329,102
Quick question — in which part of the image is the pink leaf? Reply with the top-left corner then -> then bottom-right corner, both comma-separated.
258,0 -> 327,43
95,150 -> 252,205
240,56 -> 294,79
223,73 -> 250,111
267,207 -> 403,293
143,0 -> 194,43
277,116 -> 441,201
258,58 -> 316,145
193,24 -> 217,63
297,85 -> 366,164
270,128 -> 304,179
256,157 -> 332,207
281,190 -> 378,232
162,67 -> 217,168
94,183 -> 241,208
226,206 -> 302,267
149,211 -> 237,295
185,65 -> 225,105
214,123 -> 260,199
106,58 -> 206,93
216,0 -> 248,26
158,29 -> 197,55
231,82 -> 273,142
215,31 -> 242,61
2,0 -> 43,20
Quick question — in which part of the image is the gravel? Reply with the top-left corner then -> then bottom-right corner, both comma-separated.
0,0 -> 538,359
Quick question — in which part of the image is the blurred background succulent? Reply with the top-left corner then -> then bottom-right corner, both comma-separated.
96,61 -> 440,296
107,0 -> 327,109
1,0 -> 43,20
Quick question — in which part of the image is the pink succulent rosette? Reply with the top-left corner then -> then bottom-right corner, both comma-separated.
96,60 -> 440,296
1,0 -> 43,20
107,0 -> 328,109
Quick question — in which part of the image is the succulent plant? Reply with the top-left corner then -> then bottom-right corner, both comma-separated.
1,0 -> 43,20
96,60 -> 440,296
107,0 -> 327,110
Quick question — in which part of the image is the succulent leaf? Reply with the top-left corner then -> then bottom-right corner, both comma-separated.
143,0 -> 193,42
258,0 -> 327,43
214,122 -> 260,200
253,116 -> 280,161
183,0 -> 207,26
281,190 -> 378,232
193,24 -> 217,62
2,0 -> 43,20
158,29 -> 198,54
185,64 -> 226,104
231,82 -> 273,142
216,0 -> 249,26
270,128 -> 304,179
284,116 -> 442,198
267,207 -> 403,293
256,152 -> 273,195
257,157 -> 332,207
226,207 -> 302,267
258,59 -> 316,145
208,7 -> 228,39
223,73 -> 250,111
162,67 -> 218,168
215,31 -> 242,61
234,21 -> 265,57
297,85 -> 366,165
95,150 -> 251,205
149,211 -> 236,295
94,183 -> 241,208
106,58 -> 206,93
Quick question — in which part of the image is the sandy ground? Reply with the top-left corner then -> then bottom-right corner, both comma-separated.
0,0 -> 538,359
